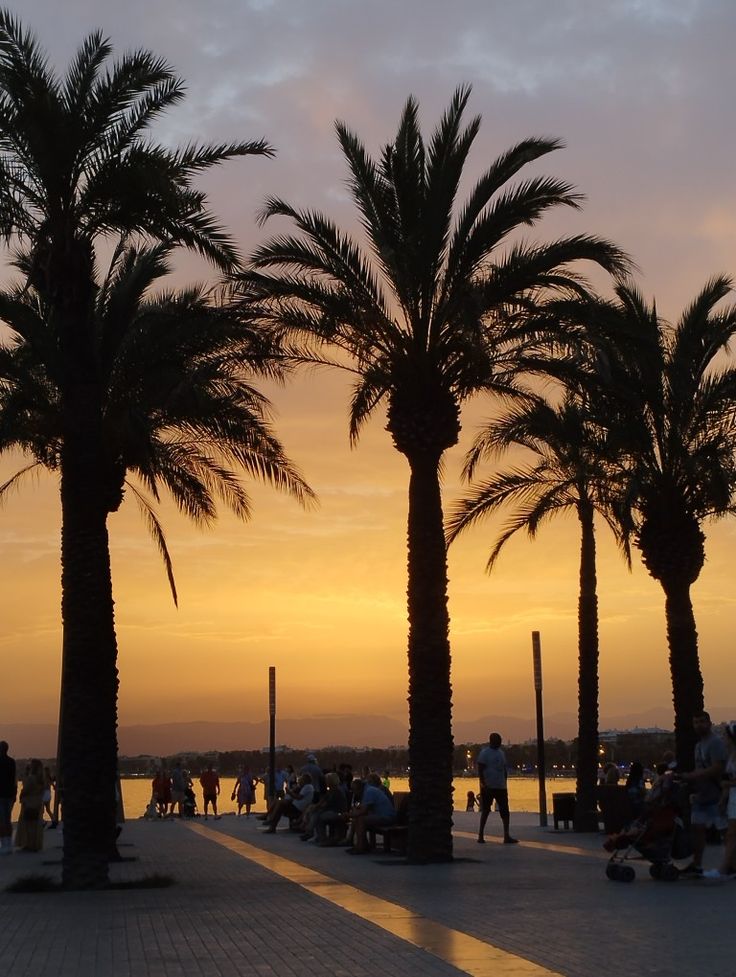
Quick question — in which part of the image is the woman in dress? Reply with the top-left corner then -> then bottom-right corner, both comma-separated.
233,767 -> 256,816
14,758 -> 45,851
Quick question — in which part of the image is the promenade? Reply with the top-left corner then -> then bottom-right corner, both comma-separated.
0,811 -> 730,977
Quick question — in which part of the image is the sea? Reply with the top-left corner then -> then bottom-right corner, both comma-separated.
120,774 -> 576,819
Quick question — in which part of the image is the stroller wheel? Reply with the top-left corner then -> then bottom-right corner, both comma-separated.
660,863 -> 679,882
605,863 -> 619,880
619,865 -> 636,883
649,863 -> 663,880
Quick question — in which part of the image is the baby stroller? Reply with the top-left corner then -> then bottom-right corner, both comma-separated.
182,787 -> 197,818
604,774 -> 691,882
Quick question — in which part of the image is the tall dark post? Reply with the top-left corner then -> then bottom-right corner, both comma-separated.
532,631 -> 548,827
268,666 -> 276,802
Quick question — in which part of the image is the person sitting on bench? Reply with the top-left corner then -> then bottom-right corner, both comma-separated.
263,773 -> 314,833
309,772 -> 349,845
346,773 -> 397,854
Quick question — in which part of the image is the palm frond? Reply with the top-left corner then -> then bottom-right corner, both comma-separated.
0,460 -> 42,501
125,479 -> 178,606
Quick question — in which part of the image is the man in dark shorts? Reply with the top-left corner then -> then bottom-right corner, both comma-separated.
477,732 -> 518,845
199,764 -> 221,820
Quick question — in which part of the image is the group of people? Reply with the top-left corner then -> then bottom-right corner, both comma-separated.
150,761 -> 227,820
0,742 -> 56,855
601,712 -> 736,880
149,762 -> 262,820
258,753 -> 397,854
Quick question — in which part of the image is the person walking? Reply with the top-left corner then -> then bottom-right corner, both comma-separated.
704,721 -> 736,880
680,710 -> 727,878
0,741 -> 16,855
477,732 -> 518,845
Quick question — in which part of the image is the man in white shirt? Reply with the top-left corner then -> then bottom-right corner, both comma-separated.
477,732 -> 518,845
263,774 -> 314,833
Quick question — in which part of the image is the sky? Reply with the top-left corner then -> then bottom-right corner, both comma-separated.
1,0 -> 736,735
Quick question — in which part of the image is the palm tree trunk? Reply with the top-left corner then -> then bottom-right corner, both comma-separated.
405,452 -> 454,862
661,579 -> 703,769
574,503 -> 600,831
59,386 -> 119,889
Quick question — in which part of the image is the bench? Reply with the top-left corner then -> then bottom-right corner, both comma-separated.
368,791 -> 410,854
552,792 -> 576,830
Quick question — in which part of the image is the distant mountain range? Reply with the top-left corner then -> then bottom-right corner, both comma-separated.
4,705 -> 734,757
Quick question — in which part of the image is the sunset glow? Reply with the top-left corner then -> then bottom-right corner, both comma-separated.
2,0 -> 735,739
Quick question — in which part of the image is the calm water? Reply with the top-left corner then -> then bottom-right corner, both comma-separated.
120,775 -> 576,819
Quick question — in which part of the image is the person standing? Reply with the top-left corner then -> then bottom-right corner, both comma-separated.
152,768 -> 171,818
477,732 -> 518,845
680,710 -> 727,878
199,764 -> 221,820
170,761 -> 187,817
15,758 -> 45,852
0,741 -> 16,855
42,766 -> 56,826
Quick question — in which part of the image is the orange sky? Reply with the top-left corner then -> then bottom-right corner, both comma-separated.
2,366 -> 735,729
1,1 -> 736,732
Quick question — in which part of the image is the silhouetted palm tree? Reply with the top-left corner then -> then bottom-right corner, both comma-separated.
238,86 -> 628,860
0,244 -> 313,882
446,394 -> 627,831
0,13 -> 276,887
599,278 -> 736,767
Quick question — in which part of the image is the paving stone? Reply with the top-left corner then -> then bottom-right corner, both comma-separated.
0,812 -> 729,977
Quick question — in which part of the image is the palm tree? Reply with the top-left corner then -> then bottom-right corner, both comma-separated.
445,394 -> 627,831
0,243 -> 314,885
237,86 -> 628,860
0,11 -> 278,887
598,278 -> 736,767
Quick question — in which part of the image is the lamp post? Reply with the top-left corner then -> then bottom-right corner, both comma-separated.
532,631 -> 548,827
268,667 -> 276,802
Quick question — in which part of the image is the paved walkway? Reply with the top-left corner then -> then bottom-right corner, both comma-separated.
0,812 -> 731,977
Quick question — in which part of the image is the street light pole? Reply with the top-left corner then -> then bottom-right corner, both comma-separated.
268,666 -> 276,803
532,631 -> 548,827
